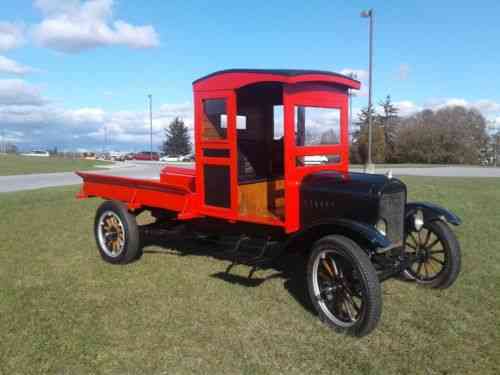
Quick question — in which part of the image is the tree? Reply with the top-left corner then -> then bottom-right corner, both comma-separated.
355,105 -> 386,163
378,95 -> 400,161
162,117 -> 191,156
393,106 -> 488,164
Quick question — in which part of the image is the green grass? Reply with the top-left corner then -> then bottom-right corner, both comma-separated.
0,154 -> 111,176
351,163 -> 500,169
1,177 -> 499,374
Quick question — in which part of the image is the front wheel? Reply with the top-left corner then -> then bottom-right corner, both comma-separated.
307,235 -> 382,337
402,220 -> 461,289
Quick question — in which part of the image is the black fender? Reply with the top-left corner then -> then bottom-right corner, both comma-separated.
406,202 -> 462,227
284,218 -> 391,254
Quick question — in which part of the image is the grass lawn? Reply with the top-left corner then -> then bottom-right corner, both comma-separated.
0,154 -> 111,176
351,163 -> 500,170
351,163 -> 462,168
0,177 -> 499,374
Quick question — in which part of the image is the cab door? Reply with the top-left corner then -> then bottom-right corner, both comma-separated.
283,83 -> 349,233
195,90 -> 238,219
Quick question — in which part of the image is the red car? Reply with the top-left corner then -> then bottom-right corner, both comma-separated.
133,151 -> 159,161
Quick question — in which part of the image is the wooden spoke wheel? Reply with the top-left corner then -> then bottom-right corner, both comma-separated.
94,201 -> 141,264
307,235 -> 382,337
98,211 -> 126,258
402,220 -> 461,289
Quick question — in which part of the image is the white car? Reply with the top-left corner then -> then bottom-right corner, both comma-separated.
160,155 -> 182,162
21,150 -> 50,157
180,154 -> 195,162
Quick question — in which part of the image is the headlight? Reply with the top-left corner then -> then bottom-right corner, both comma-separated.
414,210 -> 424,231
375,218 -> 387,236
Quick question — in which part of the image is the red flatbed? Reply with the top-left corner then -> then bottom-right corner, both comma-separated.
77,165 -> 200,220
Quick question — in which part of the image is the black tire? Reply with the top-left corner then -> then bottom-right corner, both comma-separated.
306,235 -> 382,337
94,200 -> 142,264
402,220 -> 461,289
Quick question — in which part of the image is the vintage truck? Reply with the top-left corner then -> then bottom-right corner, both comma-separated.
77,69 -> 462,336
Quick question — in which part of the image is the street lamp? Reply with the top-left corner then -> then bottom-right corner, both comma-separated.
103,124 -> 107,154
361,8 -> 375,173
148,94 -> 153,161
0,128 -> 5,154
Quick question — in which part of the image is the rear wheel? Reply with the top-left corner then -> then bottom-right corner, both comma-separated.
94,200 -> 141,264
402,220 -> 461,289
307,235 -> 382,337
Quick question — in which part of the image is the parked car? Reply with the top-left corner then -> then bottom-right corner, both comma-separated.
21,150 -> 50,157
82,152 -> 96,160
180,153 -> 195,162
134,151 -> 160,161
160,155 -> 182,162
109,151 -> 126,161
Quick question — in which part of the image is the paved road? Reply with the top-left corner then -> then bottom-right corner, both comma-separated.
0,162 -> 170,193
1,163 -> 499,193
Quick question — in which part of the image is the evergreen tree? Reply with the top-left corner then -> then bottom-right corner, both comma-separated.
162,117 -> 191,156
355,105 -> 386,163
378,95 -> 399,161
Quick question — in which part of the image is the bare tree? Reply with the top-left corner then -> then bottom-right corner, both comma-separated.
393,106 -> 488,164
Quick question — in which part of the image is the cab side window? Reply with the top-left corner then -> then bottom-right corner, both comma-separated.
202,99 -> 227,141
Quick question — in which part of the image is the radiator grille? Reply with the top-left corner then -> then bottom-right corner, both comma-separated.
379,191 -> 405,244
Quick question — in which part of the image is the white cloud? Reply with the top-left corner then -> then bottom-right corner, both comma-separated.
32,0 -> 160,53
365,97 -> 500,120
0,22 -> 25,52
65,107 -> 105,124
340,68 -> 369,97
0,95 -> 193,151
0,55 -> 37,75
424,98 -> 500,116
0,79 -> 45,106
473,100 -> 500,115
340,68 -> 368,82
392,101 -> 421,117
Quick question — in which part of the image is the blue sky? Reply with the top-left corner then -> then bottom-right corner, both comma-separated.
1,0 -> 499,151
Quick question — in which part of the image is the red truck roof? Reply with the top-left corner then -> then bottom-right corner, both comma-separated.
192,69 -> 361,92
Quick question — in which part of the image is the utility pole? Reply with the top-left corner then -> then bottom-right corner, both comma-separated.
148,94 -> 153,160
103,124 -> 107,154
495,132 -> 499,167
0,128 -> 4,154
361,9 -> 375,173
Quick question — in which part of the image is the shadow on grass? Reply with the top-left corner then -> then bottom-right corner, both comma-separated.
140,230 -> 316,315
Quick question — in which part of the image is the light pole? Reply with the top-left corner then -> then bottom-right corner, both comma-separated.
148,94 -> 153,161
361,8 -> 374,173
103,124 -> 107,154
495,132 -> 499,167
